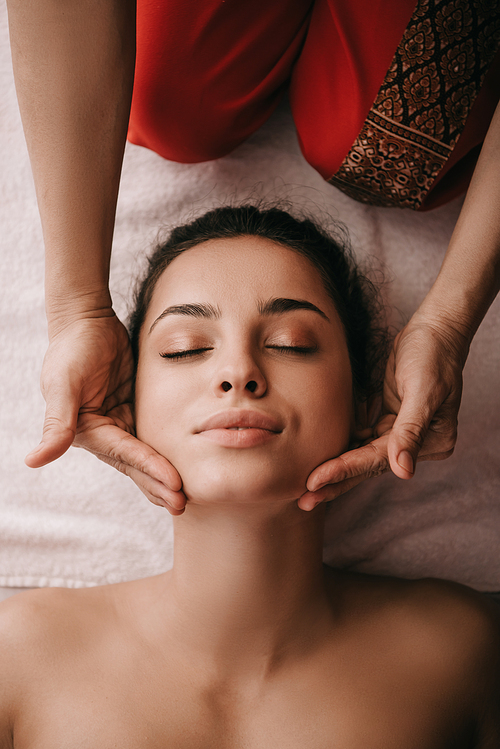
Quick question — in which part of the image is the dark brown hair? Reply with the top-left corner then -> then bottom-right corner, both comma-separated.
129,205 -> 388,400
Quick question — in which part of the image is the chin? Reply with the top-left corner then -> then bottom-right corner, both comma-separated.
178,459 -> 309,506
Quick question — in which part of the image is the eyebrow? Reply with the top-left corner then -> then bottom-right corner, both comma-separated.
149,303 -> 221,333
258,297 -> 329,321
149,296 -> 329,334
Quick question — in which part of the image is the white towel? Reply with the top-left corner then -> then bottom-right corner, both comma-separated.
1,2 -> 498,591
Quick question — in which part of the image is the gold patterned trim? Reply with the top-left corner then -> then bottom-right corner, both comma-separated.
329,0 -> 500,209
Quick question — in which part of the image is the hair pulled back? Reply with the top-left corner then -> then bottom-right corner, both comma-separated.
129,204 -> 388,400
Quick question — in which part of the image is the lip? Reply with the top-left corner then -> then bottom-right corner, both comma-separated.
195,409 -> 283,448
196,409 -> 283,433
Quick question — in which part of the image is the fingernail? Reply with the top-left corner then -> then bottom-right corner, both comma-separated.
397,450 -> 414,475
300,502 -> 315,512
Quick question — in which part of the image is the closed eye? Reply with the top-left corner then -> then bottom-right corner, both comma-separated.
160,348 -> 213,361
160,345 -> 317,361
266,345 -> 317,355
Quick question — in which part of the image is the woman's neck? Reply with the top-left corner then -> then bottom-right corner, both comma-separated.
143,501 -> 336,681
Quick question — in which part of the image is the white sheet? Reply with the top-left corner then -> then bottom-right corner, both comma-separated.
0,2 -> 498,591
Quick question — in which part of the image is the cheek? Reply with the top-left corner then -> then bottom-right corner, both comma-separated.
134,362 -> 183,453
294,364 -> 353,461
134,371 -> 157,446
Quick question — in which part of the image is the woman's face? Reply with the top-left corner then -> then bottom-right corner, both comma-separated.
135,236 -> 354,505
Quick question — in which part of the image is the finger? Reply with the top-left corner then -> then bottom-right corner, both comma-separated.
78,440 -> 187,512
122,465 -> 186,515
415,447 -> 455,463
306,438 -> 390,493
75,420 -> 185,505
25,383 -> 80,468
386,394 -> 437,479
299,467 -> 389,511
415,405 -> 458,457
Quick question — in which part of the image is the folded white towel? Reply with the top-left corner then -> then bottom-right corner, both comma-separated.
1,3 -> 498,591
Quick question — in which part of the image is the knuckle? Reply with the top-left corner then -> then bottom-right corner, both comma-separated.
421,447 -> 455,463
103,432 -> 139,468
367,456 -> 389,478
366,466 -> 388,479
366,443 -> 389,470
429,415 -> 457,439
134,451 -> 160,477
42,417 -> 75,441
368,464 -> 389,479
92,452 -> 126,474
423,425 -> 457,455
337,455 -> 355,482
315,457 -> 350,485
397,421 -> 427,448
328,444 -> 389,485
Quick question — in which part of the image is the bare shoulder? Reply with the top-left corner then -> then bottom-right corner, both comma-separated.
333,570 -> 500,745
333,569 -> 499,652
0,587 -> 91,676
404,578 -> 500,746
0,589 -> 70,748
0,585 -> 104,642
397,577 -> 499,672
0,586 -> 111,748
362,573 -> 498,673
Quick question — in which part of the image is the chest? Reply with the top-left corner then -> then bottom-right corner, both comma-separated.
13,658 -> 471,749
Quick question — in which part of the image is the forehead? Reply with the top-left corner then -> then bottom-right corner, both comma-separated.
146,236 -> 337,319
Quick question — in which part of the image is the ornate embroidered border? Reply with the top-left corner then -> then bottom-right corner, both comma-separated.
329,0 -> 500,209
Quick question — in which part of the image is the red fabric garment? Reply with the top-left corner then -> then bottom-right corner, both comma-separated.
128,0 -> 499,210
129,0 -> 314,162
288,0 -> 417,181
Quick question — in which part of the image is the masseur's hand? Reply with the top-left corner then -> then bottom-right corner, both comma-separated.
299,309 -> 468,510
301,97 -> 500,511
25,314 -> 186,515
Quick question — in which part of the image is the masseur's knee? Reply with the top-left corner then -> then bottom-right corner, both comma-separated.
129,0 -> 312,164
128,90 -> 265,164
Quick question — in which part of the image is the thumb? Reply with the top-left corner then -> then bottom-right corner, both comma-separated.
386,395 -> 434,480
25,381 -> 79,468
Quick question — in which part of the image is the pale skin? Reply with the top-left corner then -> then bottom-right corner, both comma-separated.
5,0 -> 500,513
0,237 -> 499,748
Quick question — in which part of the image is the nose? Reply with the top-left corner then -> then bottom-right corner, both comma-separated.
214,348 -> 267,398
221,379 -> 257,393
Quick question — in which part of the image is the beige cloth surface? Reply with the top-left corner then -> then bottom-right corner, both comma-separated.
0,2 -> 499,591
